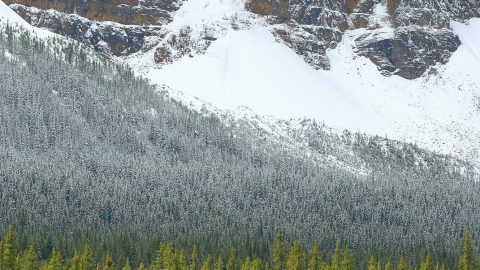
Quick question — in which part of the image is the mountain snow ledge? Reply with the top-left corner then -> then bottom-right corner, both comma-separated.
123,0 -> 480,165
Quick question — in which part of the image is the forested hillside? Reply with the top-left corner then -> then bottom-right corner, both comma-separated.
0,227 -> 479,270
0,22 -> 479,266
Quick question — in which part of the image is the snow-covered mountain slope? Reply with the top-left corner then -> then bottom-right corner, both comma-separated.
1,0 -> 479,166
123,0 -> 480,165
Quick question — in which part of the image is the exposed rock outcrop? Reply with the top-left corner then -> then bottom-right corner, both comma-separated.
3,0 -> 182,25
355,27 -> 461,79
10,4 -> 161,56
245,0 -> 478,78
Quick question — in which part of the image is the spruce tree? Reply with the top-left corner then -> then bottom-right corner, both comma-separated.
191,246 -> 198,270
240,257 -> 250,270
21,246 -> 38,270
459,229 -> 473,270
177,250 -> 188,270
122,259 -> 131,270
43,249 -> 62,270
226,248 -> 236,270
384,261 -> 392,270
286,241 -> 305,270
80,246 -> 94,270
214,256 -> 223,270
420,253 -> 433,270
250,260 -> 260,270
272,231 -> 286,270
138,263 -> 146,270
396,257 -> 406,270
307,244 -> 320,270
2,226 -> 18,270
367,257 -> 376,270
331,242 -> 342,270
200,256 -> 211,270
162,243 -> 175,270
102,255 -> 113,270
340,246 -> 353,270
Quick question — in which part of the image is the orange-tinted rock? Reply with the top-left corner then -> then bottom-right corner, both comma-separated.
245,0 -> 292,19
3,0 -> 179,25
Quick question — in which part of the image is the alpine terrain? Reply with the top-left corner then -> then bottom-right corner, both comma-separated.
0,1 -> 480,270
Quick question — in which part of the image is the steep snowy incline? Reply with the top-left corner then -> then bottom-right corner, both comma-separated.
0,0 -> 52,37
125,0 -> 480,164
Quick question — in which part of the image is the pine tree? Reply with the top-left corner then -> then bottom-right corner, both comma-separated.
80,246 -> 94,270
102,255 -> 113,270
367,257 -> 377,270
286,241 -> 305,270
420,253 -> 433,270
177,250 -> 188,270
21,246 -> 38,270
214,256 -> 223,270
138,263 -> 146,270
122,258 -> 131,270
3,226 -> 18,270
152,244 -> 164,270
272,231 -> 286,270
331,242 -> 342,270
200,256 -> 211,270
43,249 -> 62,270
191,246 -> 198,270
396,257 -> 406,270
307,243 -> 320,270
340,246 -> 353,270
459,229 -> 473,270
250,260 -> 260,270
384,260 -> 392,270
240,257 -> 250,270
226,248 -> 236,270
162,243 -> 175,270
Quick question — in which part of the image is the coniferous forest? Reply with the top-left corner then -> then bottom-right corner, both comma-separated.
0,21 -> 480,270
0,227 -> 479,270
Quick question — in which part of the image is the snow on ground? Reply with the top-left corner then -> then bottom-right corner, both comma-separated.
0,0 -> 53,37
1,0 -> 479,164
126,0 -> 480,164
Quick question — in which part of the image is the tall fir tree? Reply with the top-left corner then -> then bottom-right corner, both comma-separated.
286,241 -> 305,270
459,229 -> 473,270
272,230 -> 286,270
102,254 -> 113,270
420,253 -> 433,270
250,260 -> 260,270
21,246 -> 38,270
43,249 -> 62,270
214,256 -> 223,270
2,226 -> 18,270
200,256 -> 211,270
80,246 -> 94,270
177,250 -> 188,270
122,258 -> 131,270
307,243 -> 320,270
191,246 -> 198,270
240,257 -> 251,270
331,242 -> 342,270
396,257 -> 406,270
340,246 -> 353,270
162,243 -> 175,270
367,256 -> 377,270
226,248 -> 236,270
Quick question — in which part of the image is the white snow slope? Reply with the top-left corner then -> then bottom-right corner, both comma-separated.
125,0 -> 480,164
1,0 -> 479,165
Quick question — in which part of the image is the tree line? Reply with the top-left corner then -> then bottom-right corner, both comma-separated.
0,227 -> 479,270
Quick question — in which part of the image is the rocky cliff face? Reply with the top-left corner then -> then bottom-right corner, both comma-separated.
4,0 -> 182,25
4,0 -> 480,79
246,0 -> 479,78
